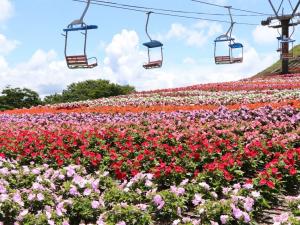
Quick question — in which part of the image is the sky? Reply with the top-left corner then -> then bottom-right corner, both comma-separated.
0,0 -> 299,97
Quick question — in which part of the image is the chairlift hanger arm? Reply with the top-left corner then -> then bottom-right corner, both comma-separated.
145,11 -> 153,41
71,0 -> 91,25
225,6 -> 234,38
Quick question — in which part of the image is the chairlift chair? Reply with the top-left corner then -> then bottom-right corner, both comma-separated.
143,12 -> 164,69
229,42 -> 243,63
276,36 -> 282,52
63,0 -> 98,69
214,35 -> 235,64
280,36 -> 295,60
214,6 -> 244,65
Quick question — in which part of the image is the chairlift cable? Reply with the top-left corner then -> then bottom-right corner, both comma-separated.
191,0 -> 272,16
73,0 -> 259,25
90,0 -> 267,17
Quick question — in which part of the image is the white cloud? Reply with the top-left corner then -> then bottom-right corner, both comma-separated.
0,0 -> 13,24
0,34 -> 19,54
252,25 -> 278,45
164,21 -> 222,48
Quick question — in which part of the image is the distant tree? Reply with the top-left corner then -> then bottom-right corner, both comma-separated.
0,87 -> 42,110
44,79 -> 135,104
43,93 -> 63,105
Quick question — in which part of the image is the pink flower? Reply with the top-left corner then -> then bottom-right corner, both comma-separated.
91,200 -> 100,209
83,188 -> 92,196
220,215 -> 229,224
37,193 -> 44,201
28,193 -> 35,201
273,213 -> 289,225
69,186 -> 78,196
116,221 -> 126,225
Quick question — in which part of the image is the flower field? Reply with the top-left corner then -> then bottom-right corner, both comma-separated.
0,76 -> 300,224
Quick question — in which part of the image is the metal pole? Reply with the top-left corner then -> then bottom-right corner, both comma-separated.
281,19 -> 290,74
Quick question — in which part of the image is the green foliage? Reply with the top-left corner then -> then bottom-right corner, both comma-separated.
288,199 -> 300,216
106,205 -> 153,225
70,197 -> 99,223
104,186 -> 141,206
0,200 -> 20,223
0,86 -> 42,111
150,190 -> 186,221
23,213 -> 48,225
44,79 -> 135,104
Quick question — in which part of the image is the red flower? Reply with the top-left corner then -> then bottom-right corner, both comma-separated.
259,179 -> 267,185
266,181 -> 275,189
289,168 -> 297,175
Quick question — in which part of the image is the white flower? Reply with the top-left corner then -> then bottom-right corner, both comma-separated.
172,219 -> 181,225
199,182 -> 210,190
251,191 -> 261,199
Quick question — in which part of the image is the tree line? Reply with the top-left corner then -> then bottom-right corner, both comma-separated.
0,79 -> 135,111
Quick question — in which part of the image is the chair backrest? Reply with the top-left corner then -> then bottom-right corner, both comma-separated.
66,55 -> 88,66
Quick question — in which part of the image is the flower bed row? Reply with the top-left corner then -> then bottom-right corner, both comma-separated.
0,106 -> 299,188
1,158 -> 299,225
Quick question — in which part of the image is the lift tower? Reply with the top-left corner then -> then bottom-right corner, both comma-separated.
261,0 -> 300,74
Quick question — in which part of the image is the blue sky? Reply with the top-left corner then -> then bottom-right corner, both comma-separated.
0,0 -> 299,96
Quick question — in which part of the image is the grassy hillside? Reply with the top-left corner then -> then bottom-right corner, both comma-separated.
253,44 -> 300,79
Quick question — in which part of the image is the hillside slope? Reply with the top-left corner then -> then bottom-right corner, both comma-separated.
253,44 -> 300,79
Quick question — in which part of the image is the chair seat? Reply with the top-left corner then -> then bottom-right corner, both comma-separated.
66,55 -> 97,69
231,57 -> 243,63
143,60 -> 162,69
215,56 -> 231,64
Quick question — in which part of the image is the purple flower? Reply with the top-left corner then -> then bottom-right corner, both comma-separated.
192,194 -> 204,206
243,212 -> 251,223
153,195 -> 165,210
13,193 -> 24,206
69,186 -> 78,196
67,167 -> 75,177
243,197 -> 254,212
170,186 -> 185,196
91,179 -> 99,190
232,206 -> 243,220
